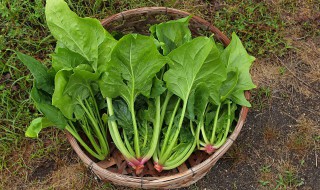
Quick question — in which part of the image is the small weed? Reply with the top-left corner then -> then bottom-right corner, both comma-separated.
259,180 -> 270,187
275,170 -> 304,189
260,165 -> 271,173
278,67 -> 286,75
252,86 -> 272,110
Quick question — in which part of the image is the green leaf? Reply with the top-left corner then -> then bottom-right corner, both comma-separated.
139,121 -> 153,156
97,37 -> 117,72
99,34 -> 166,107
138,100 -> 156,124
16,52 -> 54,94
113,99 -> 133,135
52,70 -> 75,119
164,37 -> 220,102
220,70 -> 239,101
204,41 -> 227,105
230,90 -> 251,107
30,86 -> 68,129
64,68 -> 99,100
52,46 -> 88,72
218,33 -> 256,106
150,77 -> 166,98
179,126 -> 194,143
25,117 -> 54,138
45,0 -> 112,70
221,32 -> 256,91
187,91 -> 195,121
194,85 -> 210,118
150,16 -> 192,55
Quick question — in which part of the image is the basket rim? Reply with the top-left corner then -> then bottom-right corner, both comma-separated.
66,7 -> 250,189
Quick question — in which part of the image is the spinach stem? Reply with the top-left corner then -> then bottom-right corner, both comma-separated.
160,99 -> 187,164
123,129 -> 135,156
210,104 -> 221,144
159,98 -> 181,158
142,96 -> 161,163
214,101 -> 232,148
129,99 -> 140,158
142,122 -> 148,148
106,97 -> 138,162
190,120 -> 195,136
201,120 -> 210,144
65,124 -> 105,160
160,91 -> 172,126
79,98 -> 108,155
78,117 -> 101,153
163,139 -> 196,170
89,89 -> 107,140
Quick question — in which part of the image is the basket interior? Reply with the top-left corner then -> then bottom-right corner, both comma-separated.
101,7 -> 227,43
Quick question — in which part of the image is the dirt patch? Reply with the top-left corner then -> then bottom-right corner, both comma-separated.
28,160 -> 57,181
49,163 -> 88,189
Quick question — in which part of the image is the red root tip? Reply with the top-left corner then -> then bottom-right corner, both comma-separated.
128,161 -> 144,175
135,164 -> 144,175
204,144 -> 216,154
154,162 -> 163,172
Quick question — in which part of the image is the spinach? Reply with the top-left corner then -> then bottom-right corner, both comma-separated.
18,0 -> 256,174
16,0 -> 114,161
193,33 -> 256,154
99,34 -> 166,174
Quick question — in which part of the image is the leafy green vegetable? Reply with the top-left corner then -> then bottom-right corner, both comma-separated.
100,33 -> 166,174
195,33 -> 256,154
16,0 -> 115,161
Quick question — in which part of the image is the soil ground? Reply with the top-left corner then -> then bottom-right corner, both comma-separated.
0,0 -> 319,189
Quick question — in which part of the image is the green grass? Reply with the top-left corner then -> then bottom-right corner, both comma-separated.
210,0 -> 289,56
275,170 -> 304,189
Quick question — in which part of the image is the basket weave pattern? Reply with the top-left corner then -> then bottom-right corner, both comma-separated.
66,7 -> 250,189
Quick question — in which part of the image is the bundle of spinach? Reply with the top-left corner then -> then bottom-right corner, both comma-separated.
18,0 -> 255,174
16,0 -> 113,160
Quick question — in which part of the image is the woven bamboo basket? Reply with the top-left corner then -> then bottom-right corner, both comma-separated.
66,7 -> 251,189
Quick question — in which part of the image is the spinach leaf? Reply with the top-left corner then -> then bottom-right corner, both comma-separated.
52,70 -> 75,119
52,46 -> 88,72
31,85 -> 68,129
220,32 -> 256,106
150,16 -> 192,55
16,52 -> 54,95
164,37 -> 216,102
25,117 -> 54,138
112,99 -> 133,135
46,0 -> 113,70
99,34 -> 166,105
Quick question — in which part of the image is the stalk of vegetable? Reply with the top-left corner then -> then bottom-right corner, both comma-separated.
99,34 -> 167,174
16,52 -> 109,160
16,0 -> 118,161
154,37 -> 222,171
197,33 -> 256,154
